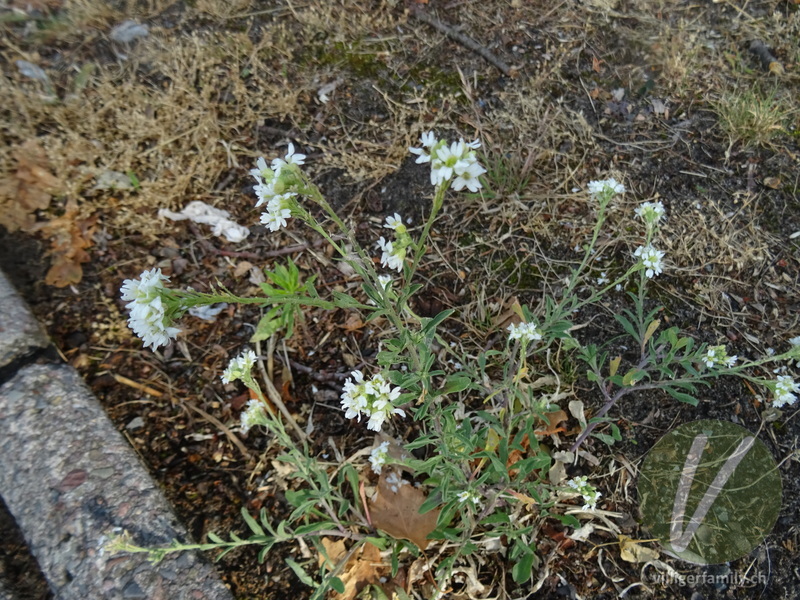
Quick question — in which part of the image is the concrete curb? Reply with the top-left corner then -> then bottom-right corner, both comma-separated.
0,271 -> 235,600
0,270 -> 49,372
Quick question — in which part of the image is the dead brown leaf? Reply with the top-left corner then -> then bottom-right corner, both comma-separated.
33,199 -> 97,287
0,140 -> 60,232
535,409 -> 568,436
618,535 -> 660,563
339,312 -> 365,333
369,468 -> 439,550
318,539 -> 388,600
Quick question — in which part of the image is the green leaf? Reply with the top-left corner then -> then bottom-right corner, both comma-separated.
480,512 -> 511,525
126,170 -> 141,190
421,309 -> 455,336
441,374 -> 472,396
331,290 -> 363,308
329,577 -> 345,594
257,542 -> 276,563
241,508 -> 265,536
552,513 -> 581,528
295,522 -> 336,536
512,552 -> 535,583
664,386 -> 699,406
251,308 -> 283,342
614,313 -> 639,341
285,558 -> 315,587
622,368 -> 647,386
207,532 -> 224,544
592,432 -> 617,445
395,587 -> 414,600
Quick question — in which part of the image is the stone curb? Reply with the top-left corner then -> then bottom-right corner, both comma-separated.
0,271 -> 49,372
0,270 -> 235,600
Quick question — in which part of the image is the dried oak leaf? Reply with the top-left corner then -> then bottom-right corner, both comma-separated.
618,535 -> 660,563
0,140 -> 60,232
369,469 -> 439,550
32,199 -> 97,287
318,539 -> 387,600
534,409 -> 568,436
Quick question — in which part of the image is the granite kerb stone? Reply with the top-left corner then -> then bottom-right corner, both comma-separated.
0,270 -> 50,371
0,362 -> 234,600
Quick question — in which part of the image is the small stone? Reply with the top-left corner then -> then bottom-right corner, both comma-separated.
122,580 -> 146,599
126,417 -> 145,430
93,467 -> 115,479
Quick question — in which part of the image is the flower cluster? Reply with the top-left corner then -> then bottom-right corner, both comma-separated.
773,375 -> 799,408
566,476 -> 602,511
508,320 -> 543,343
121,268 -> 181,351
221,350 -> 257,385
239,399 -> 268,434
369,441 -> 390,474
635,200 -> 666,226
377,213 -> 411,272
457,490 -> 483,508
587,178 -> 625,198
250,144 -> 306,232
377,236 -> 405,271
634,245 -> 665,278
409,131 -> 486,191
702,345 -> 737,369
340,370 -> 405,431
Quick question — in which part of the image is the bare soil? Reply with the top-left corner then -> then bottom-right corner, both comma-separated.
2,0 -> 800,599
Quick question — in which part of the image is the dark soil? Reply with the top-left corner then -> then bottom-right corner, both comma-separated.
2,1 -> 800,599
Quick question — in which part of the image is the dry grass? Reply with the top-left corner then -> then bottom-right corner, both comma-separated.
714,86 -> 795,152
2,0 -> 800,597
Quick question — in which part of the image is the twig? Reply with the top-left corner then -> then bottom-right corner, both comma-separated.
188,222 -> 343,260
283,357 -> 348,382
255,338 -> 309,442
409,6 -> 514,78
184,402 -> 251,458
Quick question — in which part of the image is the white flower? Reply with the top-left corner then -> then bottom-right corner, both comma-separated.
597,272 -> 609,285
369,441 -> 390,474
377,236 -> 405,272
121,269 -> 181,351
377,275 -> 392,290
271,142 -> 306,172
566,476 -> 601,511
790,337 -> 800,347
384,213 -> 404,231
260,193 -> 295,231
587,178 -> 625,197
240,399 -> 267,434
508,321 -> 543,343
221,350 -> 257,384
635,201 -> 666,225
411,133 -> 485,191
451,160 -> 486,192
409,131 -> 436,164
431,140 -> 470,185
773,375 -> 800,408
457,490 -> 482,508
250,157 -> 273,184
634,245 -> 665,278
702,345 -> 737,369
340,370 -> 405,432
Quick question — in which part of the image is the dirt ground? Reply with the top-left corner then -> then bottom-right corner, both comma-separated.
2,0 -> 800,599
